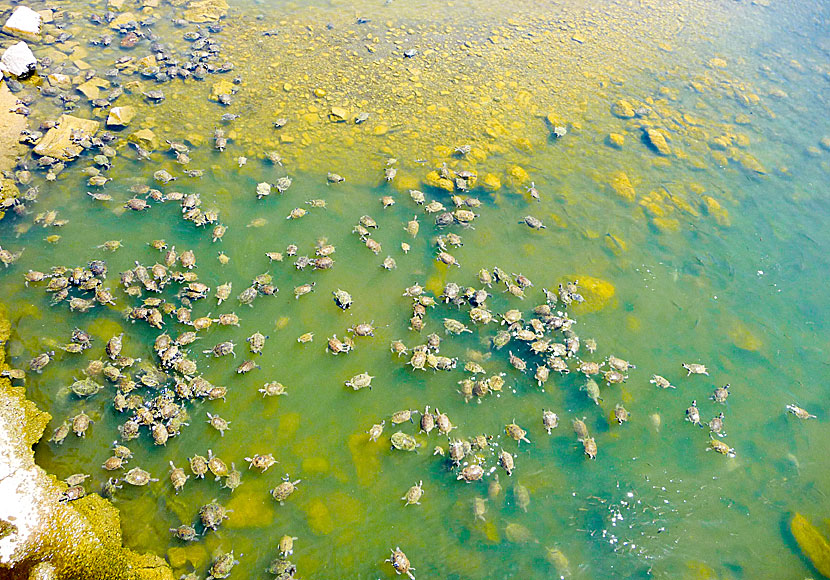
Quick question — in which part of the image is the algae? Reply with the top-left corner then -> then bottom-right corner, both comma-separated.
791,513 -> 830,578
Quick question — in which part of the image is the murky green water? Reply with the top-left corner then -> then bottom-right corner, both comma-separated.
2,0 -> 830,578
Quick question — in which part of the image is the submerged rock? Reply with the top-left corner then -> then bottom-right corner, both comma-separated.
791,513 -> 830,578
107,106 -> 136,127
644,127 -> 671,156
0,42 -> 37,79
184,0 -> 229,22
33,115 -> 100,161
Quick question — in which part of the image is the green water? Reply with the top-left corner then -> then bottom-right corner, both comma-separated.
2,0 -> 830,578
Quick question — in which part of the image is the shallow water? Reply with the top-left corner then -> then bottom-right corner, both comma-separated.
2,0 -> 830,578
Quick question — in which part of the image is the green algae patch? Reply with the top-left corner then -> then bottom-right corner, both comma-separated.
791,513 -> 830,578
727,320 -> 763,352
609,171 -> 636,202
565,275 -> 616,313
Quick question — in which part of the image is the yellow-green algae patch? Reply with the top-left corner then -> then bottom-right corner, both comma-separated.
791,513 -> 830,578
0,307 -> 173,580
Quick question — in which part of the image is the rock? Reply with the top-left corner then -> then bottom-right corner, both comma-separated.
609,171 -> 635,201
108,12 -> 137,29
0,41 -> 37,79
506,165 -> 530,186
0,178 -> 20,220
2,6 -> 42,40
424,170 -> 454,192
183,0 -> 229,22
209,79 -> 234,101
76,78 -> 109,100
791,513 -> 830,578
329,106 -> 349,122
106,106 -> 136,127
708,57 -> 727,68
610,99 -> 635,119
481,173 -> 502,192
565,275 -> 616,313
607,133 -> 624,148
644,127 -> 671,156
819,136 -> 830,151
0,81 -> 27,173
33,115 -> 99,161
129,128 -> 158,150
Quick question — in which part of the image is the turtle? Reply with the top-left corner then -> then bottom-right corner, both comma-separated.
387,547 -> 415,579
603,370 -> 626,385
125,467 -> 157,486
613,404 -> 630,424
346,372 -> 374,390
581,379 -> 602,405
169,461 -> 189,492
708,438 -> 734,456
297,332 -> 314,344
204,341 -> 235,358
419,406 -> 435,434
170,525 -> 197,541
207,412 -> 231,435
708,412 -> 725,434
435,410 -> 454,435
102,456 -> 125,471
266,558 -> 297,578
607,356 -> 636,372
711,384 -> 730,403
685,400 -> 702,426
199,500 -> 229,531
70,378 -> 105,398
583,437 -> 598,459
259,381 -> 287,397
514,483 -> 530,512
349,322 -> 376,337
391,409 -> 416,425
293,283 -> 316,299
572,418 -> 589,442
444,318 -> 472,335
457,464 -> 484,483
786,404 -> 816,420
499,450 -> 515,476
505,422 -> 530,445
402,481 -> 424,506
650,374 -> 675,389
535,365 -> 550,387
207,449 -> 229,478
236,360 -> 259,374
520,215 -> 546,230
682,363 -> 709,376
333,289 -> 352,309
242,452 -> 276,472
542,410 -> 559,434
271,475 -> 301,504
247,332 -> 268,355
368,421 -> 385,442
29,351 -> 55,373
408,350 -> 427,371
279,534 -> 298,558
72,411 -> 92,437
390,432 -> 418,451
508,352 -> 527,373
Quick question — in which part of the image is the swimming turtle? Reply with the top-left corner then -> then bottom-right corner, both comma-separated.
650,374 -> 675,389
386,547 -> 415,579
685,400 -> 702,426
682,363 -> 708,376
505,422 -> 530,445
346,372 -> 374,390
390,432 -> 418,451
402,481 -> 424,506
271,475 -> 301,505
711,384 -> 730,403
542,410 -> 559,434
786,404 -> 816,420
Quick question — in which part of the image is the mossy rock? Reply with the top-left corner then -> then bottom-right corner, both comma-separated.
791,513 -> 830,578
